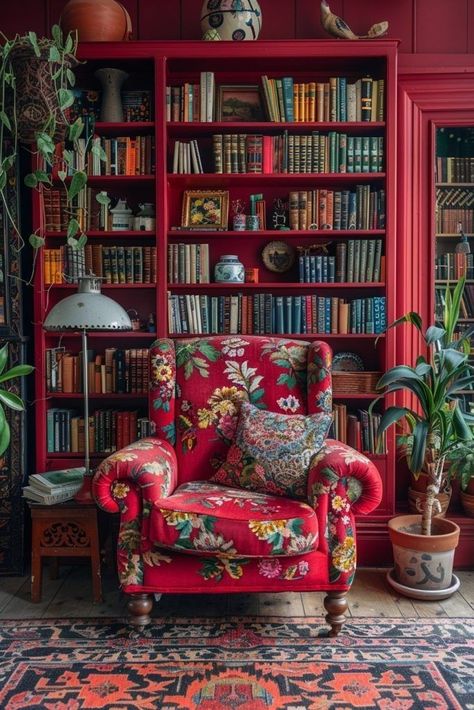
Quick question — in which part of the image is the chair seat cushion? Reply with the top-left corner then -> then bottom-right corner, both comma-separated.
148,481 -> 318,558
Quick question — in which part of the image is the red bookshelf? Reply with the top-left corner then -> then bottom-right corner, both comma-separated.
32,40 -> 398,565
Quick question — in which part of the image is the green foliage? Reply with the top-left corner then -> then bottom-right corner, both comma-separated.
0,344 -> 34,457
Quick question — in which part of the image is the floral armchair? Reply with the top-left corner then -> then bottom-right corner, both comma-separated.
93,336 -> 382,635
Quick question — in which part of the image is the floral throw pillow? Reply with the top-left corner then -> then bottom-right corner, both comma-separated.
211,401 -> 332,500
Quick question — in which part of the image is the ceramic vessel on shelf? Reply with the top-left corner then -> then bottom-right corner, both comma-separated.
200,0 -> 262,41
94,67 -> 129,122
60,0 -> 132,41
133,203 -> 156,231
214,255 -> 245,283
110,198 -> 133,231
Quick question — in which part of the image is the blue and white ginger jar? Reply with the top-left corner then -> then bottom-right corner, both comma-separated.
214,255 -> 245,282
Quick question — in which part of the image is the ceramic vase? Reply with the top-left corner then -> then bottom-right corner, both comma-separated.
214,255 -> 245,283
200,0 -> 262,41
60,0 -> 132,41
95,68 -> 129,122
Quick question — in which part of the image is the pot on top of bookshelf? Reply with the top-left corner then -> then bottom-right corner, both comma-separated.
200,0 -> 262,41
60,0 -> 132,42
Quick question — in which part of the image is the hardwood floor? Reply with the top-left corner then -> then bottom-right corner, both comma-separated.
1,565 -> 473,619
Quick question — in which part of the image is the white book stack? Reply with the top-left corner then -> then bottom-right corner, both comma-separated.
22,466 -> 85,505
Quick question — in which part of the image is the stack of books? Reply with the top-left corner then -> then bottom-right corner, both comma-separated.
22,467 -> 85,505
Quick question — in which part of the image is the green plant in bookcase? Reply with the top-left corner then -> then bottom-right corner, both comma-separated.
0,25 -> 109,266
370,275 -> 474,598
0,344 -> 34,456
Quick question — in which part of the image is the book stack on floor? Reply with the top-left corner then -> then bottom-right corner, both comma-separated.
22,467 -> 85,505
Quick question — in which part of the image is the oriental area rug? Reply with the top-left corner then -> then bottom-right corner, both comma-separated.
0,617 -> 472,709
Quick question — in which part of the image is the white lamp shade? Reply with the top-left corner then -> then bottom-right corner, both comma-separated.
43,277 -> 132,331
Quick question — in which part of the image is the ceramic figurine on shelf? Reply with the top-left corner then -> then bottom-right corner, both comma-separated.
320,0 -> 388,40
272,197 -> 289,230
201,0 -> 262,41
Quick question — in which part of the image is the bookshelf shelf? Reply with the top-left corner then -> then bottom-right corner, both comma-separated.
52,175 -> 155,186
168,121 -> 386,134
171,332 -> 385,340
44,331 -> 157,339
44,231 -> 156,239
168,229 -> 385,239
168,282 -> 385,290
47,393 -> 148,400
48,283 -> 156,290
167,173 -> 385,187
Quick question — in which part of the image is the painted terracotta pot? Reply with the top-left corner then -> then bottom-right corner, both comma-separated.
60,0 -> 132,42
407,485 -> 451,517
388,514 -> 460,593
460,490 -> 474,517
201,0 -> 262,41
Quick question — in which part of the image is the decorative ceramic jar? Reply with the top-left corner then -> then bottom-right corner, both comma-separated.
60,0 -> 132,42
133,203 -> 156,231
214,255 -> 245,283
94,67 -> 129,123
200,0 -> 262,41
110,198 -> 133,231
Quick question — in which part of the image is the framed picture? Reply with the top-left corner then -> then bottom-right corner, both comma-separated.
216,84 -> 264,122
181,190 -> 230,230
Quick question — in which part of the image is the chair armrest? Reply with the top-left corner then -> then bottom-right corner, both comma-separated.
306,439 -> 383,584
93,437 -> 178,514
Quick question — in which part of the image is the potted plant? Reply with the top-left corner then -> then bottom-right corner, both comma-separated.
449,444 -> 474,517
371,276 -> 474,599
0,26 -> 109,262
0,343 -> 34,456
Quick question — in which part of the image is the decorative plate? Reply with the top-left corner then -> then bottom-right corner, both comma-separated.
261,241 -> 295,273
332,352 -> 365,371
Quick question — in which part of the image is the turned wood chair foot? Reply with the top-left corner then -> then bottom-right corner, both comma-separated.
324,591 -> 348,637
128,593 -> 153,627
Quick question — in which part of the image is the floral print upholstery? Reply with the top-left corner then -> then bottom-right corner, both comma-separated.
93,336 -> 382,594
212,402 -> 332,499
149,481 -> 318,558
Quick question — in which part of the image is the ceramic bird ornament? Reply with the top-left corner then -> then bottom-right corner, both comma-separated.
320,1 -> 388,40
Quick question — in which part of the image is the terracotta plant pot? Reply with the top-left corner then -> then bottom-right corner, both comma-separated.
60,0 -> 132,42
460,490 -> 474,517
408,485 -> 451,517
388,514 -> 460,596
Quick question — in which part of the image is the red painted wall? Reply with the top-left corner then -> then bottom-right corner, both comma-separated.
1,0 -> 473,54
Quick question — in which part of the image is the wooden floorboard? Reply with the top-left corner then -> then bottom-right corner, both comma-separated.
0,567 -> 472,619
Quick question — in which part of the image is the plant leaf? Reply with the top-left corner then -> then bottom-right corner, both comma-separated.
51,24 -> 63,46
77,233 -> 88,248
66,68 -> 76,86
0,365 -> 34,383
376,406 -> 417,437
29,234 -> 45,249
48,45 -> 60,63
67,171 -> 87,201
0,408 -> 11,457
68,118 -> 84,142
59,88 -> 74,111
408,419 -> 429,474
0,344 -> 9,376
0,390 -> 25,412
28,31 -> 41,57
66,218 -> 80,240
24,173 -> 38,188
34,170 -> 51,184
0,110 -> 11,131
425,325 -> 445,345
95,191 -> 111,206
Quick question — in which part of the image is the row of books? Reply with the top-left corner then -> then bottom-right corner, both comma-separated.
44,245 -> 157,285
435,187 -> 474,208
43,187 -> 111,232
332,404 -> 386,454
211,132 -> 384,174
260,75 -> 384,123
172,139 -> 204,174
166,72 -> 215,122
288,187 -> 385,231
168,293 -> 386,336
46,347 -> 150,394
435,156 -> 474,183
46,408 -> 154,454
69,89 -> 153,123
168,243 -> 210,284
298,239 -> 384,283
53,136 -> 155,177
434,252 -> 474,281
436,209 -> 474,234
22,466 -> 86,506
435,283 -> 474,319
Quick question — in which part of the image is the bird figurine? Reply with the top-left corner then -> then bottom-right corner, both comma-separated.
320,1 -> 388,40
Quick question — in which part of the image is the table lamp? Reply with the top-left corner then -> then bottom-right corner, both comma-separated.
43,276 -> 132,502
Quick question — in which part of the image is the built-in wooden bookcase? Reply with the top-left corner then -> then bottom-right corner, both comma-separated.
33,40 -> 398,564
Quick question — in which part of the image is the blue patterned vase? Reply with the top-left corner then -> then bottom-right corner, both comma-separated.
201,0 -> 262,41
214,254 -> 245,282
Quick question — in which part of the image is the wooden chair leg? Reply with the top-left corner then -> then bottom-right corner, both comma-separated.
127,593 -> 153,627
324,591 -> 348,637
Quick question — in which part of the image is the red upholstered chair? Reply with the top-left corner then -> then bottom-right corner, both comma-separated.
93,336 -> 382,635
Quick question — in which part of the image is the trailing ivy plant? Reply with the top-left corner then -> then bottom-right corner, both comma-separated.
0,25 -> 109,275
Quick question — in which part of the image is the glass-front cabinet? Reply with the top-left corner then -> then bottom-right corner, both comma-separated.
434,125 -> 474,419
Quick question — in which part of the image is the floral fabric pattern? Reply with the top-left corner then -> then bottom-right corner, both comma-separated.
149,340 -> 176,443
212,401 -> 332,499
149,481 -> 318,558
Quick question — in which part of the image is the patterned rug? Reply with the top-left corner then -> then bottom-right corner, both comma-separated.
0,617 -> 472,709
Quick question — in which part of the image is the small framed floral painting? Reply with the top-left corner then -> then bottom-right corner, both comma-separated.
181,190 -> 229,230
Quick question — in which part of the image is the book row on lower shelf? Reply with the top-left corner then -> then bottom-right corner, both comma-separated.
168,293 -> 386,336
332,403 -> 386,455
435,252 -> 474,281
47,408 -> 155,454
173,132 -> 384,175
436,207 -> 474,234
52,135 -> 155,177
435,283 -> 474,319
44,245 -> 157,285
46,347 -> 150,395
436,156 -> 474,183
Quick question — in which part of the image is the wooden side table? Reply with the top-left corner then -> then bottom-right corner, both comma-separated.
30,501 -> 102,603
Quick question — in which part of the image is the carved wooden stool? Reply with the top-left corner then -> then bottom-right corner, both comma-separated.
30,501 -> 102,603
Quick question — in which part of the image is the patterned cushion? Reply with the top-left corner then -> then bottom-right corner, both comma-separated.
210,401 -> 332,499
149,481 -> 318,558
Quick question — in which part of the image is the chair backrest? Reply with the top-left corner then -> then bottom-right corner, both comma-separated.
149,336 -> 332,484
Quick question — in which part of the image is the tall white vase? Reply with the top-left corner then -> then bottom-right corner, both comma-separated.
94,67 -> 129,122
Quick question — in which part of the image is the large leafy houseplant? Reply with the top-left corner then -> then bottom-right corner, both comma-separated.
0,26 -> 108,264
371,276 -> 474,537
0,343 -> 34,456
